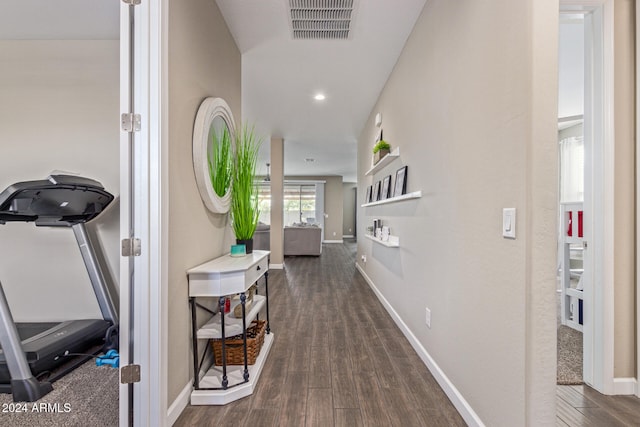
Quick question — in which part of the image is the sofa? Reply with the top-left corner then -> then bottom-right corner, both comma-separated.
253,222 -> 270,251
284,225 -> 322,256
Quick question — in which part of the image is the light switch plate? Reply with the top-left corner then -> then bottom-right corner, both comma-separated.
502,208 -> 516,239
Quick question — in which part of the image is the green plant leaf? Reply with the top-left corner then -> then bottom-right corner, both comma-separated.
208,125 -> 232,197
373,140 -> 391,154
231,124 -> 263,240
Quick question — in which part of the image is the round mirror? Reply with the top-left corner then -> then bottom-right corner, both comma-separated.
192,97 -> 236,214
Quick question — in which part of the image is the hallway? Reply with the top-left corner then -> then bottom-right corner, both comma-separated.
176,240 -> 466,426
175,240 -> 640,426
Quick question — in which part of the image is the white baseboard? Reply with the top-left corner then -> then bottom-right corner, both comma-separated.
613,377 -> 638,395
323,239 -> 343,243
355,264 -> 485,427
167,381 -> 192,426
269,263 -> 284,270
343,234 -> 355,238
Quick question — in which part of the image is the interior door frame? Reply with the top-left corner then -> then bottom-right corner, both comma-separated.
559,0 -> 615,395
119,0 -> 168,425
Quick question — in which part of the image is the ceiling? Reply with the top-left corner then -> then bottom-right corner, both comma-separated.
216,0 -> 427,182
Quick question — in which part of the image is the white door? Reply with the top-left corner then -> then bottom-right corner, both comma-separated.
559,0 -> 615,395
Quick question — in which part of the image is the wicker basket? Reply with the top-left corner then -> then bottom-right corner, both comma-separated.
212,319 -> 266,365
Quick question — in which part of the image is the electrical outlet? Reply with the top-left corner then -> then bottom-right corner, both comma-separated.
349,228 -> 352,232
361,255 -> 367,263
333,231 -> 336,236
425,307 -> 431,328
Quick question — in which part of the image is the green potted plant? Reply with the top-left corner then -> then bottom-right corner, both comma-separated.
373,140 -> 391,164
231,124 -> 263,253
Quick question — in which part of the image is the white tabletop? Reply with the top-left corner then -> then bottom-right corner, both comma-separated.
187,250 -> 270,275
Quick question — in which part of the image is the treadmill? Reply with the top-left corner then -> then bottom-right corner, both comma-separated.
0,174 -> 119,402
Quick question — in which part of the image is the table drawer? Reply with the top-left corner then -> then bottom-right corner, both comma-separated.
245,256 -> 268,289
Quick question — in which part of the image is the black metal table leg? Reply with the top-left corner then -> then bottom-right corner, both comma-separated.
190,297 -> 200,390
219,296 -> 228,389
264,271 -> 270,334
240,292 -> 249,381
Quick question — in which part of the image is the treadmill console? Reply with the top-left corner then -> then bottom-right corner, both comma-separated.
0,175 -> 114,226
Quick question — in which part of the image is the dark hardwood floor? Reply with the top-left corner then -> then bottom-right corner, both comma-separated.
175,240 -> 466,426
175,240 -> 640,427
557,385 -> 640,426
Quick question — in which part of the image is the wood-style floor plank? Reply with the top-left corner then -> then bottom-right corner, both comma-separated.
305,388 -> 334,427
334,408 -> 364,427
243,408 -> 280,427
557,384 -> 599,409
353,370 -> 393,427
557,396 -> 593,427
308,344 -> 331,388
279,371 -> 309,424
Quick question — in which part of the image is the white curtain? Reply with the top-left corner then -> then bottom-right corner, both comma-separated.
559,136 -> 584,203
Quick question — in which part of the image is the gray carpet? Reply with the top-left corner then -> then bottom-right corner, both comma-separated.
0,361 -> 118,427
557,325 -> 583,385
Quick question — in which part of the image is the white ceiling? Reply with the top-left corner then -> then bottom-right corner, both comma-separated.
216,0 -> 427,182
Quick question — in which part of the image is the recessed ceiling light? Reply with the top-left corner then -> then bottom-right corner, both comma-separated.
314,94 -> 326,101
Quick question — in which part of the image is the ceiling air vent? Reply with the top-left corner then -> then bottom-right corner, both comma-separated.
288,0 -> 356,40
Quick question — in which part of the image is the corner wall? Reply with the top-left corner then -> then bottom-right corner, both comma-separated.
167,0 -> 240,405
356,1 -> 558,425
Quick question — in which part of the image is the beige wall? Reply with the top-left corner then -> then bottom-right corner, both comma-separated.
342,183 -> 357,236
613,0 -> 636,378
287,175 -> 344,241
0,40 -> 120,322
356,1 -> 557,425
167,0 -> 240,405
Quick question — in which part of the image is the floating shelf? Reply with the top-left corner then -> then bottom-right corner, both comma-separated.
365,147 -> 400,176
361,191 -> 422,207
364,234 -> 400,248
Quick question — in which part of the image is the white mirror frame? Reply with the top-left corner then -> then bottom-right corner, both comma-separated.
192,97 -> 236,214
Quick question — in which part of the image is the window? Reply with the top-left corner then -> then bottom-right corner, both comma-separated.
284,184 -> 316,226
256,184 -> 271,225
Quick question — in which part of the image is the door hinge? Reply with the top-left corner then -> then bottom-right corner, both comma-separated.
121,113 -> 141,132
122,0 -> 141,5
583,241 -> 588,250
121,238 -> 142,257
120,364 -> 141,384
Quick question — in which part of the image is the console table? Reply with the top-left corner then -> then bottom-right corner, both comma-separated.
187,250 -> 273,405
